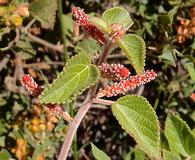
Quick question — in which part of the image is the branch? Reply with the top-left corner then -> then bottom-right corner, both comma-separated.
93,98 -> 114,106
27,33 -> 63,53
58,102 -> 92,160
58,0 -> 68,62
58,37 -> 113,160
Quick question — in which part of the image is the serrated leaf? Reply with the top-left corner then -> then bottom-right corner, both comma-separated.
112,95 -> 160,159
90,17 -> 110,33
116,34 -> 146,75
165,113 -> 195,157
91,143 -> 111,160
102,7 -> 133,31
40,53 -> 100,104
30,0 -> 57,29
163,150 -> 181,160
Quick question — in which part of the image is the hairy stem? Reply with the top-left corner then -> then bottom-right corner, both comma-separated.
69,103 -> 78,160
58,39 -> 112,160
58,102 -> 91,160
58,0 -> 68,62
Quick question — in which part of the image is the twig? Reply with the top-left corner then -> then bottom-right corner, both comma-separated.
58,0 -> 68,62
0,29 -> 20,52
136,85 -> 145,96
0,54 -> 10,71
93,98 -> 114,106
27,33 -> 63,53
58,102 -> 92,160
22,62 -> 65,68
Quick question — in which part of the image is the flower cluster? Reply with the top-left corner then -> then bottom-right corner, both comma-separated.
98,70 -> 157,97
110,23 -> 126,41
20,74 -> 42,97
177,7 -> 195,43
98,63 -> 130,81
72,6 -> 106,44
20,74 -> 72,122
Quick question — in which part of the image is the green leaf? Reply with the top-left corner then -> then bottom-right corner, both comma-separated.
90,17 -> 110,33
75,38 -> 100,57
186,63 -> 195,81
163,150 -> 181,160
91,143 -> 111,160
102,7 -> 133,31
111,95 -> 161,159
165,113 -> 195,157
0,149 -> 11,160
30,0 -> 57,29
134,147 -> 145,160
116,34 -> 146,75
159,44 -> 176,67
40,53 -> 100,104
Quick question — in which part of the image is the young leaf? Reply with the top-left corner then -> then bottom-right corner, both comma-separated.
91,143 -> 111,160
90,17 -> 111,33
102,7 -> 133,31
40,53 -> 100,104
111,95 -> 161,159
163,150 -> 181,160
0,149 -> 11,160
116,34 -> 146,75
30,0 -> 57,29
165,113 -> 195,158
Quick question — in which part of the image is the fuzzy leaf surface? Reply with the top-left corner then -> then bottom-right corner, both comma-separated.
91,143 -> 111,160
111,95 -> 160,159
163,150 -> 181,160
117,34 -> 146,75
40,53 -> 100,104
165,113 -> 195,158
90,17 -> 110,33
102,7 -> 133,31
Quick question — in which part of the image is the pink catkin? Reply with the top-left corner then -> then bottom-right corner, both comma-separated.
46,104 -> 73,122
98,70 -> 157,97
72,6 -> 107,44
20,74 -> 42,97
98,63 -> 130,81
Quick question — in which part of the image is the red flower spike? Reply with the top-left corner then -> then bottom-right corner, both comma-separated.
98,63 -> 130,81
72,6 -> 89,26
98,70 -> 157,97
72,6 -> 107,44
46,104 -> 73,122
20,74 -> 42,97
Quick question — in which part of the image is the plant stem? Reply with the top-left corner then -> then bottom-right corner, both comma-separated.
69,103 -> 78,160
58,39 -> 112,160
97,40 -> 112,65
58,0 -> 68,62
58,102 -> 91,160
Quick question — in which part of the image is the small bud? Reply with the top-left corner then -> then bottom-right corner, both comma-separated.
110,23 -> 126,41
20,74 -> 42,97
98,63 -> 130,81
46,104 -> 73,122
98,70 -> 157,97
